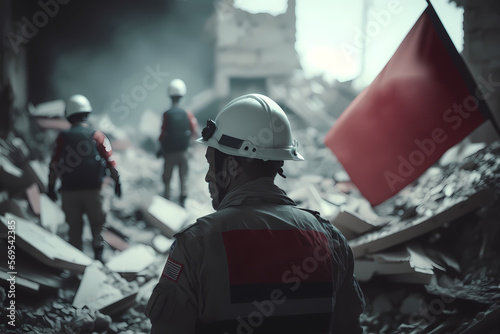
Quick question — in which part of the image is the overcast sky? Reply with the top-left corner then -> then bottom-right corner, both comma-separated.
234,0 -> 464,90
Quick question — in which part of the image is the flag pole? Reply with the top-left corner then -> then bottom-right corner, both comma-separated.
425,0 -> 500,138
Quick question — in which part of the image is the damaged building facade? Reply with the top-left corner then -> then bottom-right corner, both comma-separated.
1,0 -> 500,333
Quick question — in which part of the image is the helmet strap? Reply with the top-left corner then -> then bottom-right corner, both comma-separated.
214,149 -> 230,204
277,163 -> 287,179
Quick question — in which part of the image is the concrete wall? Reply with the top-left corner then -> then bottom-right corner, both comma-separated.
215,0 -> 301,97
452,0 -> 500,143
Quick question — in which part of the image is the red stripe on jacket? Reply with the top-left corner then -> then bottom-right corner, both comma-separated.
222,229 -> 332,285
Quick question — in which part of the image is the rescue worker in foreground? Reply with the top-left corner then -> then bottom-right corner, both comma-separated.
158,78 -> 198,207
146,94 -> 365,333
47,94 -> 121,261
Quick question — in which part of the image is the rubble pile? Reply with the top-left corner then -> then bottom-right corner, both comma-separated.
0,122 -> 200,333
1,107 -> 500,333
353,142 -> 500,333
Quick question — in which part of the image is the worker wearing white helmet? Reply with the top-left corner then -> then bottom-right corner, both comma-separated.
47,94 -> 121,262
146,94 -> 365,333
158,79 -> 198,207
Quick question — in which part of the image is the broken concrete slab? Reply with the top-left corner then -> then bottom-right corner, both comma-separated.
331,207 -> 389,240
26,183 -> 41,215
334,208 -> 383,235
355,244 -> 444,284
141,195 -> 188,238
23,160 -> 49,193
151,234 -> 174,254
40,193 -> 65,234
102,228 -> 130,251
1,213 -> 92,274
0,153 -> 24,182
105,244 -> 156,275
0,198 -> 33,220
350,187 -> 492,258
33,117 -> 71,130
288,184 -> 339,221
0,269 -> 40,293
73,261 -> 138,316
30,99 -> 65,117
0,260 -> 64,294
66,308 -> 112,334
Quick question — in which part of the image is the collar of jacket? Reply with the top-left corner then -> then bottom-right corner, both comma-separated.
217,177 -> 296,211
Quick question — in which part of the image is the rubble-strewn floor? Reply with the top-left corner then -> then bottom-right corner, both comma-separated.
1,124 -> 500,333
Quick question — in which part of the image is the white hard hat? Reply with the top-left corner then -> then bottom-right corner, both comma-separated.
65,94 -> 92,117
168,79 -> 187,97
197,94 -> 304,161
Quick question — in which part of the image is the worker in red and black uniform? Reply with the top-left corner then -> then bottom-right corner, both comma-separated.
47,94 -> 121,262
158,78 -> 198,207
146,94 -> 365,333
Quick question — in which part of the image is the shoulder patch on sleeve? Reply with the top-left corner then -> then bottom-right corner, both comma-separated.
162,258 -> 184,282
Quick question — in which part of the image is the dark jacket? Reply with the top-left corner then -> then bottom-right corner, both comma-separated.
50,124 -> 116,190
146,177 -> 365,333
159,106 -> 196,153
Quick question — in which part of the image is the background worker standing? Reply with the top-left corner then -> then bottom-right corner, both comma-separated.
47,94 -> 121,261
158,78 -> 198,207
146,94 -> 365,333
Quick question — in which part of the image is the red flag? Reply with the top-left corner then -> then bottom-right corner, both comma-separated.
324,4 -> 492,206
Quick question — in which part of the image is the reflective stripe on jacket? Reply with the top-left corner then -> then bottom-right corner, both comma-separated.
146,177 -> 365,334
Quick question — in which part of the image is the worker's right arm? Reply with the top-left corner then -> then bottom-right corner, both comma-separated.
332,253 -> 366,333
145,233 -> 200,334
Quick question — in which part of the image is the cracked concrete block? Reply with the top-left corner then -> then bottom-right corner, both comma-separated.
141,195 -> 188,238
1,213 -> 92,274
40,193 -> 65,233
105,244 -> 156,275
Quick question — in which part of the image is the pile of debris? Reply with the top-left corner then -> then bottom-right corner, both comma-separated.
273,128 -> 500,331
346,142 -> 500,333
0,119 -> 213,333
1,106 -> 500,333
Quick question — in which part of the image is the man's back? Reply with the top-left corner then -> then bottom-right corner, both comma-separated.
52,124 -> 106,190
160,106 -> 191,153
146,178 -> 364,333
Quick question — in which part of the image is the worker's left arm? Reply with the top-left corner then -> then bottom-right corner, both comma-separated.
93,130 -> 120,196
93,130 -> 117,170
145,231 -> 200,334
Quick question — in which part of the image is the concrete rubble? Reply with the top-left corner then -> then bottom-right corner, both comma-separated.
354,141 -> 500,333
72,261 -> 138,315
0,104 -> 499,333
140,195 -> 190,238
1,1 -> 500,331
1,213 -> 93,274
354,243 -> 445,285
105,244 -> 157,277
